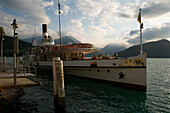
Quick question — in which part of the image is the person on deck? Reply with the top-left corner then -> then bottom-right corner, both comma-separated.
81,53 -> 86,60
103,52 -> 110,59
114,53 -> 118,59
92,53 -> 97,60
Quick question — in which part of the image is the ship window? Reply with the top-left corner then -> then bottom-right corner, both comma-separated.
113,63 -> 116,65
97,69 -> 100,72
107,70 -> 110,73
79,53 -> 81,56
89,69 -> 91,72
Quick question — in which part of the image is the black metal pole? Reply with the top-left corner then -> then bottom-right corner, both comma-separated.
13,28 -> 17,87
1,34 -> 3,71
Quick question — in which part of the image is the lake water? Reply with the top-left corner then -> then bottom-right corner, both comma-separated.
0,58 -> 170,113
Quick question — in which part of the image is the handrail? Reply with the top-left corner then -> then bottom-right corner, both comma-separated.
0,64 -> 37,77
23,66 -> 37,76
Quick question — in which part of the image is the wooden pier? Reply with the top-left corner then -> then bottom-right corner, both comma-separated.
0,72 -> 41,100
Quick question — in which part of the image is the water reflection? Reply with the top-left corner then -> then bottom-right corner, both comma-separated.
65,75 -> 147,113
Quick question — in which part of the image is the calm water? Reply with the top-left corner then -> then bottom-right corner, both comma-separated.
0,58 -> 170,113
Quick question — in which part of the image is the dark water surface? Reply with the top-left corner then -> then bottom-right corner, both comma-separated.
0,59 -> 170,113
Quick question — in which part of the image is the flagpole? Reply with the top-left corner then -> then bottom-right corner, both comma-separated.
139,8 -> 143,55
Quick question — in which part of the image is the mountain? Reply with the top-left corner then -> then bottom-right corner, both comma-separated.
118,39 -> 170,58
5,34 -> 170,58
99,44 -> 126,55
22,35 -> 81,45
0,35 -> 32,57
55,35 -> 81,45
21,36 -> 42,45
86,43 -> 126,57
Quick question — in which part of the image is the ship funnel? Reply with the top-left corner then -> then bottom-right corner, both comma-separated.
41,24 -> 54,46
42,24 -> 48,39
42,24 -> 47,33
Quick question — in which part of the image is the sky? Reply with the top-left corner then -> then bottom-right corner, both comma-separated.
0,0 -> 170,48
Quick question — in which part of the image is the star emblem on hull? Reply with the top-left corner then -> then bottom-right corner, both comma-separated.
119,72 -> 125,79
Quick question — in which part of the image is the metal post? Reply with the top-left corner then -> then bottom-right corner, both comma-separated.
24,68 -> 26,77
13,28 -> 17,87
58,0 -> 62,49
1,35 -> 3,71
11,19 -> 18,87
140,23 -> 142,55
3,57 -> 6,72
29,66 -> 30,73
14,53 -> 17,86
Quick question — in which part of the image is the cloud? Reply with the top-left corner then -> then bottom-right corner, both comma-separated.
76,0 -> 103,18
0,0 -> 50,24
118,13 -> 132,18
0,10 -> 24,37
63,5 -> 70,15
130,30 -> 139,36
71,19 -> 83,28
0,10 -> 57,39
128,23 -> 170,45
42,0 -> 54,8
141,0 -> 170,19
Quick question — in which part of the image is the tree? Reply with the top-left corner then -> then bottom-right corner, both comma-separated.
0,26 -> 6,35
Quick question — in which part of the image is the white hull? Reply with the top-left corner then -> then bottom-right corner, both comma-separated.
64,66 -> 146,85
28,54 -> 147,90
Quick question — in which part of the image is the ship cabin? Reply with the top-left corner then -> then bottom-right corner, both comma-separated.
32,43 -> 99,61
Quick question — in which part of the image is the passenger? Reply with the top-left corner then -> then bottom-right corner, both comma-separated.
114,53 -> 118,59
92,53 -> 97,60
81,53 -> 86,60
72,54 -> 77,60
103,52 -> 109,59
98,54 -> 103,59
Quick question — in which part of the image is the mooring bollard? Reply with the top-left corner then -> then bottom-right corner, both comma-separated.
53,57 -> 65,111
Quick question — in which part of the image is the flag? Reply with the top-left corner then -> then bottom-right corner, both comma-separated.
137,9 -> 141,23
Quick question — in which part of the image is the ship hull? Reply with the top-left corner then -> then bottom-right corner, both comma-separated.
28,54 -> 147,91
64,66 -> 146,91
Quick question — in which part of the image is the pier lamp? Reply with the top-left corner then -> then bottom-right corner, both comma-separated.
11,19 -> 19,87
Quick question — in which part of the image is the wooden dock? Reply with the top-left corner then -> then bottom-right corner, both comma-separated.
0,77 -> 41,89
0,72 -> 41,100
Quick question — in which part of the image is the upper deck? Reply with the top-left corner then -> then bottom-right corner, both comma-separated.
27,43 -> 99,61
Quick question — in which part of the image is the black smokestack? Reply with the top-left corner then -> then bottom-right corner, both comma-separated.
42,24 -> 47,33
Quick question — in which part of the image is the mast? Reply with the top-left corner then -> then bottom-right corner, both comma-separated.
35,24 -> 36,40
58,0 -> 62,49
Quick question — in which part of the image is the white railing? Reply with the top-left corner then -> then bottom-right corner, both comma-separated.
23,66 -> 37,77
0,64 -> 37,77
